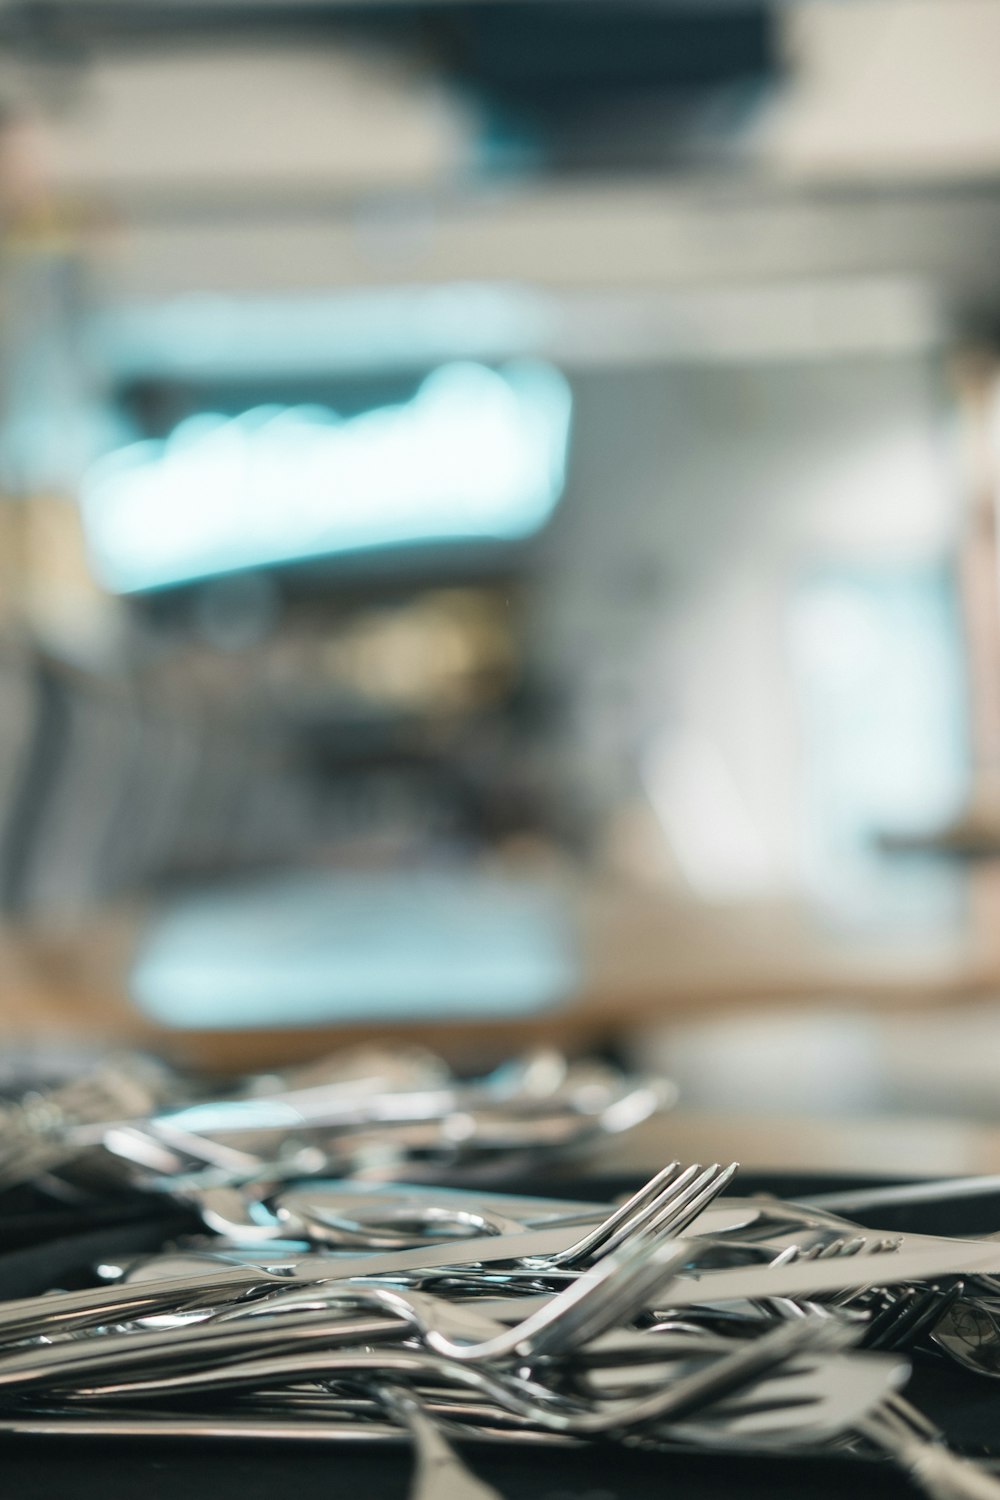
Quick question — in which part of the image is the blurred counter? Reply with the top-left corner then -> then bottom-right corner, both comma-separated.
591,1108 -> 1000,1179
0,875 -> 995,1072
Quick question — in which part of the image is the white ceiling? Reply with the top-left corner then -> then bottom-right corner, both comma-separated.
21,1 -> 1000,196
43,46 -> 471,195
7,1 -> 1000,316
759,0 -> 1000,180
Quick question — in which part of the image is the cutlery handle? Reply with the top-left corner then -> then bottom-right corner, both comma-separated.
905,1443 -> 1000,1500
377,1384 -> 503,1500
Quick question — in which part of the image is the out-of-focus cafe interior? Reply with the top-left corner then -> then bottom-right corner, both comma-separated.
4,0 -> 1000,1180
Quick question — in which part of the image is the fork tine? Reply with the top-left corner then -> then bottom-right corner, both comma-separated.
858,1390 -> 1000,1498
589,1162 -> 686,1245
578,1160 -> 739,1269
796,1241 -> 831,1262
525,1162 -> 687,1269
885,1282 -> 962,1353
860,1285 -> 954,1352
577,1165 -> 704,1263
657,1163 -> 741,1240
855,1287 -> 911,1347
883,1393 -> 942,1442
877,1290 -> 939,1352
581,1317 -> 854,1434
632,1163 -> 740,1247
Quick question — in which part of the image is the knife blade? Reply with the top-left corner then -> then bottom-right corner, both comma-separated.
661,1237 -> 1000,1306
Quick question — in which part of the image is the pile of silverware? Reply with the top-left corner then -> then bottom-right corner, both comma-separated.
4,1051 -> 1000,1500
0,1046 -> 673,1194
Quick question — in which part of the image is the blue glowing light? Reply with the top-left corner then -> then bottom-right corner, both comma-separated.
80,360 -> 572,593
130,871 -> 579,1029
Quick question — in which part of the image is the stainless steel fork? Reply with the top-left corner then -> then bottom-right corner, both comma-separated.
519,1162 -> 739,1271
858,1391 -> 1000,1500
376,1383 -> 504,1500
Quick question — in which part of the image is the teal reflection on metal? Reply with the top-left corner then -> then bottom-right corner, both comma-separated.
80,360 -> 572,593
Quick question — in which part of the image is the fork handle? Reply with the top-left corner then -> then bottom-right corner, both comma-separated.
377,1384 -> 503,1500
902,1443 -> 1000,1500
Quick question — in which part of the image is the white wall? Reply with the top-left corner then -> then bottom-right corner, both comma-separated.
531,353 -> 960,903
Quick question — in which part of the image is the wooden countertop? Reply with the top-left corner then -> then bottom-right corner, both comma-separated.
591,1108 -> 1000,1179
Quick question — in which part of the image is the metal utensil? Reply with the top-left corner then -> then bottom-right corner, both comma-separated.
376,1383 -> 506,1500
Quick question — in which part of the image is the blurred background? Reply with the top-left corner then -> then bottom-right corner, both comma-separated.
5,0 -> 1000,1146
